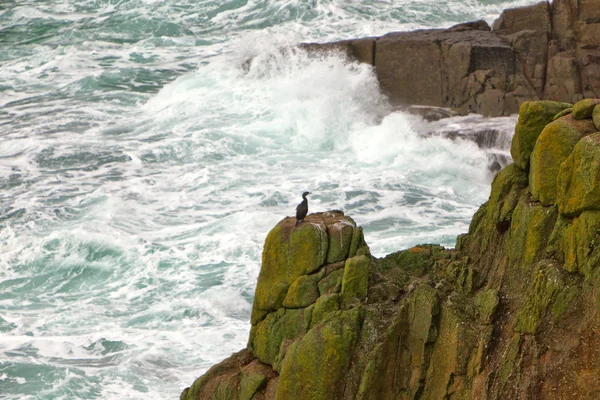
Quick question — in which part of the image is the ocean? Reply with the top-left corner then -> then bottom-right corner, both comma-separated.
1,0 -> 538,398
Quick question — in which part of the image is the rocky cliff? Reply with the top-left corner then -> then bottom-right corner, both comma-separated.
181,98 -> 600,399
296,0 -> 600,116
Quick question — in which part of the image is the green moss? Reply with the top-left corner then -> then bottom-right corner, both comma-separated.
572,98 -> 600,119
553,107 -> 572,120
529,115 -> 597,205
276,309 -> 363,400
445,261 -> 475,294
557,134 -> 600,217
341,255 -> 370,306
358,359 -> 376,397
422,301 -> 479,399
559,211 -> 600,276
318,268 -> 343,295
515,264 -> 563,334
483,164 -> 528,236
348,227 -> 363,258
593,104 -> 600,130
499,334 -> 521,391
248,308 -> 307,366
253,221 -> 328,313
508,199 -> 557,269
311,293 -> 341,327
379,246 -> 434,275
407,285 -> 440,371
326,222 -> 355,263
510,100 -> 572,169
468,202 -> 489,235
210,379 -> 237,400
551,285 -> 578,320
474,289 -> 499,324
239,371 -> 267,400
283,274 -> 319,308
304,304 -> 314,331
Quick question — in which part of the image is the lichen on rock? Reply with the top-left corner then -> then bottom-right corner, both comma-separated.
510,100 -> 572,169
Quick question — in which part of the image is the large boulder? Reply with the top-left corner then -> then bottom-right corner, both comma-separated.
375,27 -> 516,116
557,133 -> 600,216
529,114 -> 597,205
572,98 -> 600,119
510,100 -> 572,169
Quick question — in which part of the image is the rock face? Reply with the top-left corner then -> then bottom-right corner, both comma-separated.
181,100 -> 600,399
290,0 -> 600,116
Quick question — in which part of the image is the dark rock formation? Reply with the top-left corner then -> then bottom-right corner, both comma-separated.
181,99 -> 600,399
289,0 -> 600,117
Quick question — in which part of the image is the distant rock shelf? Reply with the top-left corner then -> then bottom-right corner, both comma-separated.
181,98 -> 600,399
295,0 -> 600,117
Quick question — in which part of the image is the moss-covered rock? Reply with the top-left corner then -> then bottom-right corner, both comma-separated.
508,199 -> 557,268
253,220 -> 328,313
559,211 -> 600,276
275,309 -> 362,400
282,274 -> 319,308
571,98 -> 600,119
593,104 -> 600,130
529,114 -> 597,205
248,308 -> 308,366
327,221 -> 355,263
510,100 -> 572,169
311,293 -> 341,327
239,360 -> 272,400
318,268 -> 343,295
514,263 -> 563,334
557,134 -> 600,217
341,255 -> 370,306
489,164 -> 528,218
474,289 -> 499,324
348,227 -> 364,258
422,299 -> 479,399
553,107 -> 572,120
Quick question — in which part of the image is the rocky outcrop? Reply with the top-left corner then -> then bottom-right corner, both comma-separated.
291,0 -> 600,117
181,100 -> 600,399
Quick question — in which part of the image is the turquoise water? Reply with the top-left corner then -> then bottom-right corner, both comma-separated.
2,0 -> 535,398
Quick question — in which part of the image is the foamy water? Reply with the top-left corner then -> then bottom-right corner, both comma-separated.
1,0 -> 533,398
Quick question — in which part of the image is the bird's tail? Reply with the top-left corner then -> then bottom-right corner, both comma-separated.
295,219 -> 302,227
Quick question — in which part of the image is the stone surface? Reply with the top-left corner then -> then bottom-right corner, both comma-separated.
341,255 -> 370,305
276,309 -> 362,400
529,114 -> 597,205
510,100 -> 572,169
572,98 -> 600,119
558,134 -> 600,216
282,274 -> 319,308
253,218 -> 327,313
594,104 -> 600,130
492,1 -> 551,34
318,268 -> 343,295
249,308 -> 308,366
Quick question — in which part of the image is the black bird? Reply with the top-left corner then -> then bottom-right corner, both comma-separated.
295,192 -> 311,226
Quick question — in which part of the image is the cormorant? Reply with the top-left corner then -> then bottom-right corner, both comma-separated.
295,192 -> 311,226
